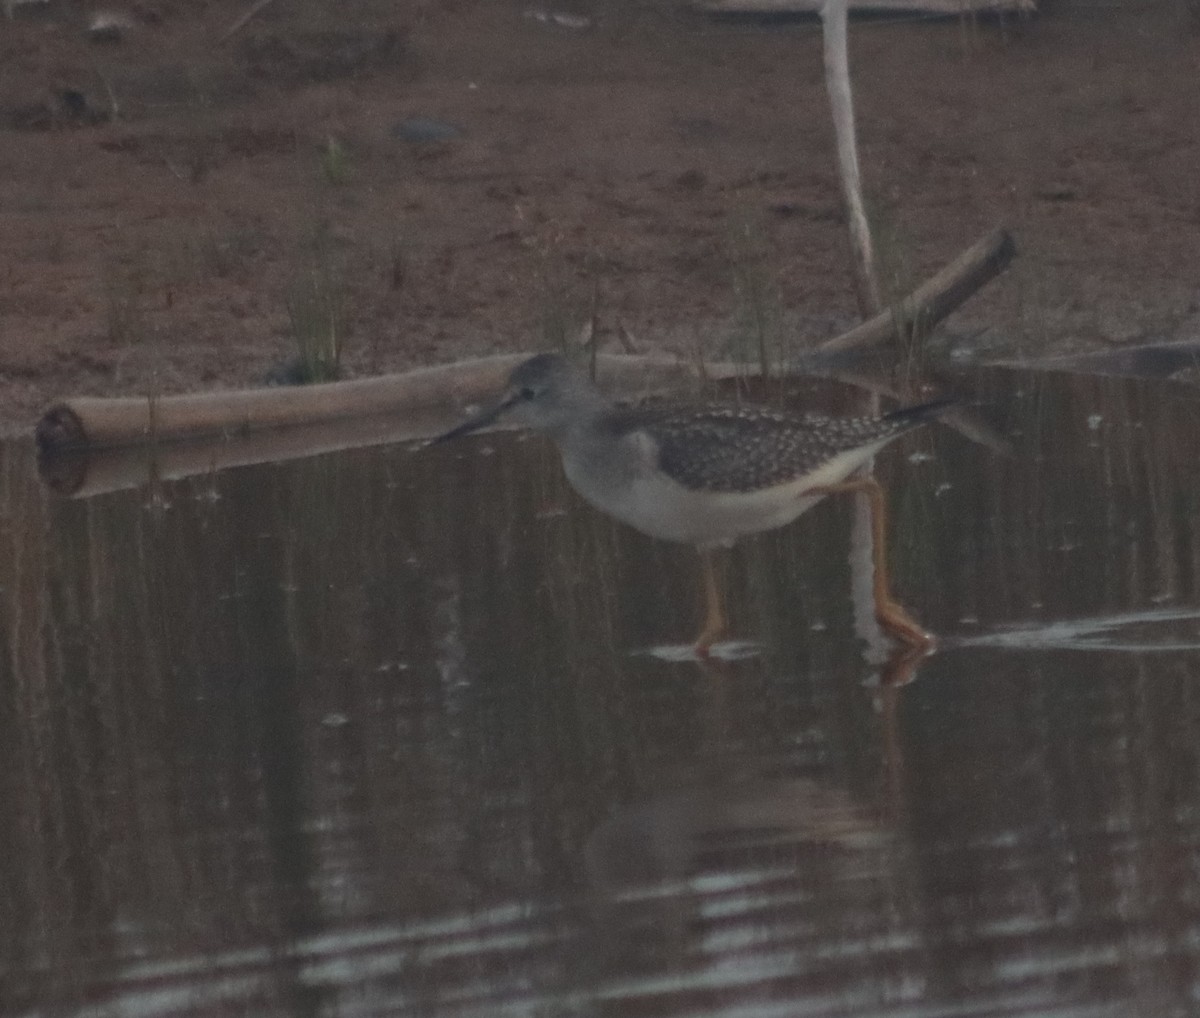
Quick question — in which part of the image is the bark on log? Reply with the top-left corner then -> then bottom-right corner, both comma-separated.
36,359 -> 520,453
35,354 -> 726,455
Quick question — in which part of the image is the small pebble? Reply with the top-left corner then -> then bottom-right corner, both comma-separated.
523,8 -> 592,29
87,9 -> 134,42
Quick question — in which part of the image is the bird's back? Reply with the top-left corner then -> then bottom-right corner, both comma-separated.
603,401 -> 940,494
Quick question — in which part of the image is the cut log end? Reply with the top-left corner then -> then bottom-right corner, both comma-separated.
36,403 -> 88,454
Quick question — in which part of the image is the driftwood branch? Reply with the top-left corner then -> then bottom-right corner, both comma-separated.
818,227 -> 1016,353
822,0 -> 881,316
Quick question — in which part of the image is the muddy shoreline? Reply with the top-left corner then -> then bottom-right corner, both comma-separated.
1,0 -> 1196,436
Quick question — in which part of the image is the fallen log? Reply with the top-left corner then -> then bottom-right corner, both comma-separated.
36,358 -> 518,453
39,363 -> 953,499
35,227 -> 1014,461
35,353 -> 722,455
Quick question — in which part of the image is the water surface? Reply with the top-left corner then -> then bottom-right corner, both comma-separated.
3,368 -> 1200,1017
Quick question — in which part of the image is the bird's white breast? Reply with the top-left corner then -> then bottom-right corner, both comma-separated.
559,430 -> 900,548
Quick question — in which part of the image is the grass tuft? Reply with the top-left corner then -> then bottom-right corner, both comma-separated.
285,224 -> 345,383
726,207 -> 779,377
320,136 -> 351,186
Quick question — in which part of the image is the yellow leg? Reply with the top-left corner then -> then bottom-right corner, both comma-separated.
694,548 -> 726,654
805,476 -> 933,651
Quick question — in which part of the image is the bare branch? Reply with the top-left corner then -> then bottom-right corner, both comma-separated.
819,228 -> 1016,353
821,0 -> 882,315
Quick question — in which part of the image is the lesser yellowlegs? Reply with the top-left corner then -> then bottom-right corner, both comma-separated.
435,353 -> 949,652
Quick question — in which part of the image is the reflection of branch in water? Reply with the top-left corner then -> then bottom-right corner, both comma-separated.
948,606 -> 1200,653
38,412 -> 448,499
820,473 -> 936,687
634,640 -> 763,663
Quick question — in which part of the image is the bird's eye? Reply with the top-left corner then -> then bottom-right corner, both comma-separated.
519,386 -> 537,401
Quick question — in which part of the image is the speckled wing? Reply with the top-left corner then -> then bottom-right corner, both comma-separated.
608,403 -> 924,493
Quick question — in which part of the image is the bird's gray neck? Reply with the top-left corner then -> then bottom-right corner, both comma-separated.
542,387 -> 613,447
552,402 -> 639,495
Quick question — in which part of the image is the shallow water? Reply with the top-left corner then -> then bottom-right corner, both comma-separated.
4,368 -> 1200,1017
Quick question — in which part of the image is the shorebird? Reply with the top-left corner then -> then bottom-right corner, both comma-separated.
435,353 -> 948,653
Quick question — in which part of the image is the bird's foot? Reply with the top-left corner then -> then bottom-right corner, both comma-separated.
876,598 -> 936,652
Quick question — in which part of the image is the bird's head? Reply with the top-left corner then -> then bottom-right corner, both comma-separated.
433,353 -> 606,443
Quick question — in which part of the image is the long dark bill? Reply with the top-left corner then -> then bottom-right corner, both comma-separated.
431,391 -> 520,444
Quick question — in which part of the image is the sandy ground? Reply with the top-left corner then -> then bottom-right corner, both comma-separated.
1,0 -> 1197,435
